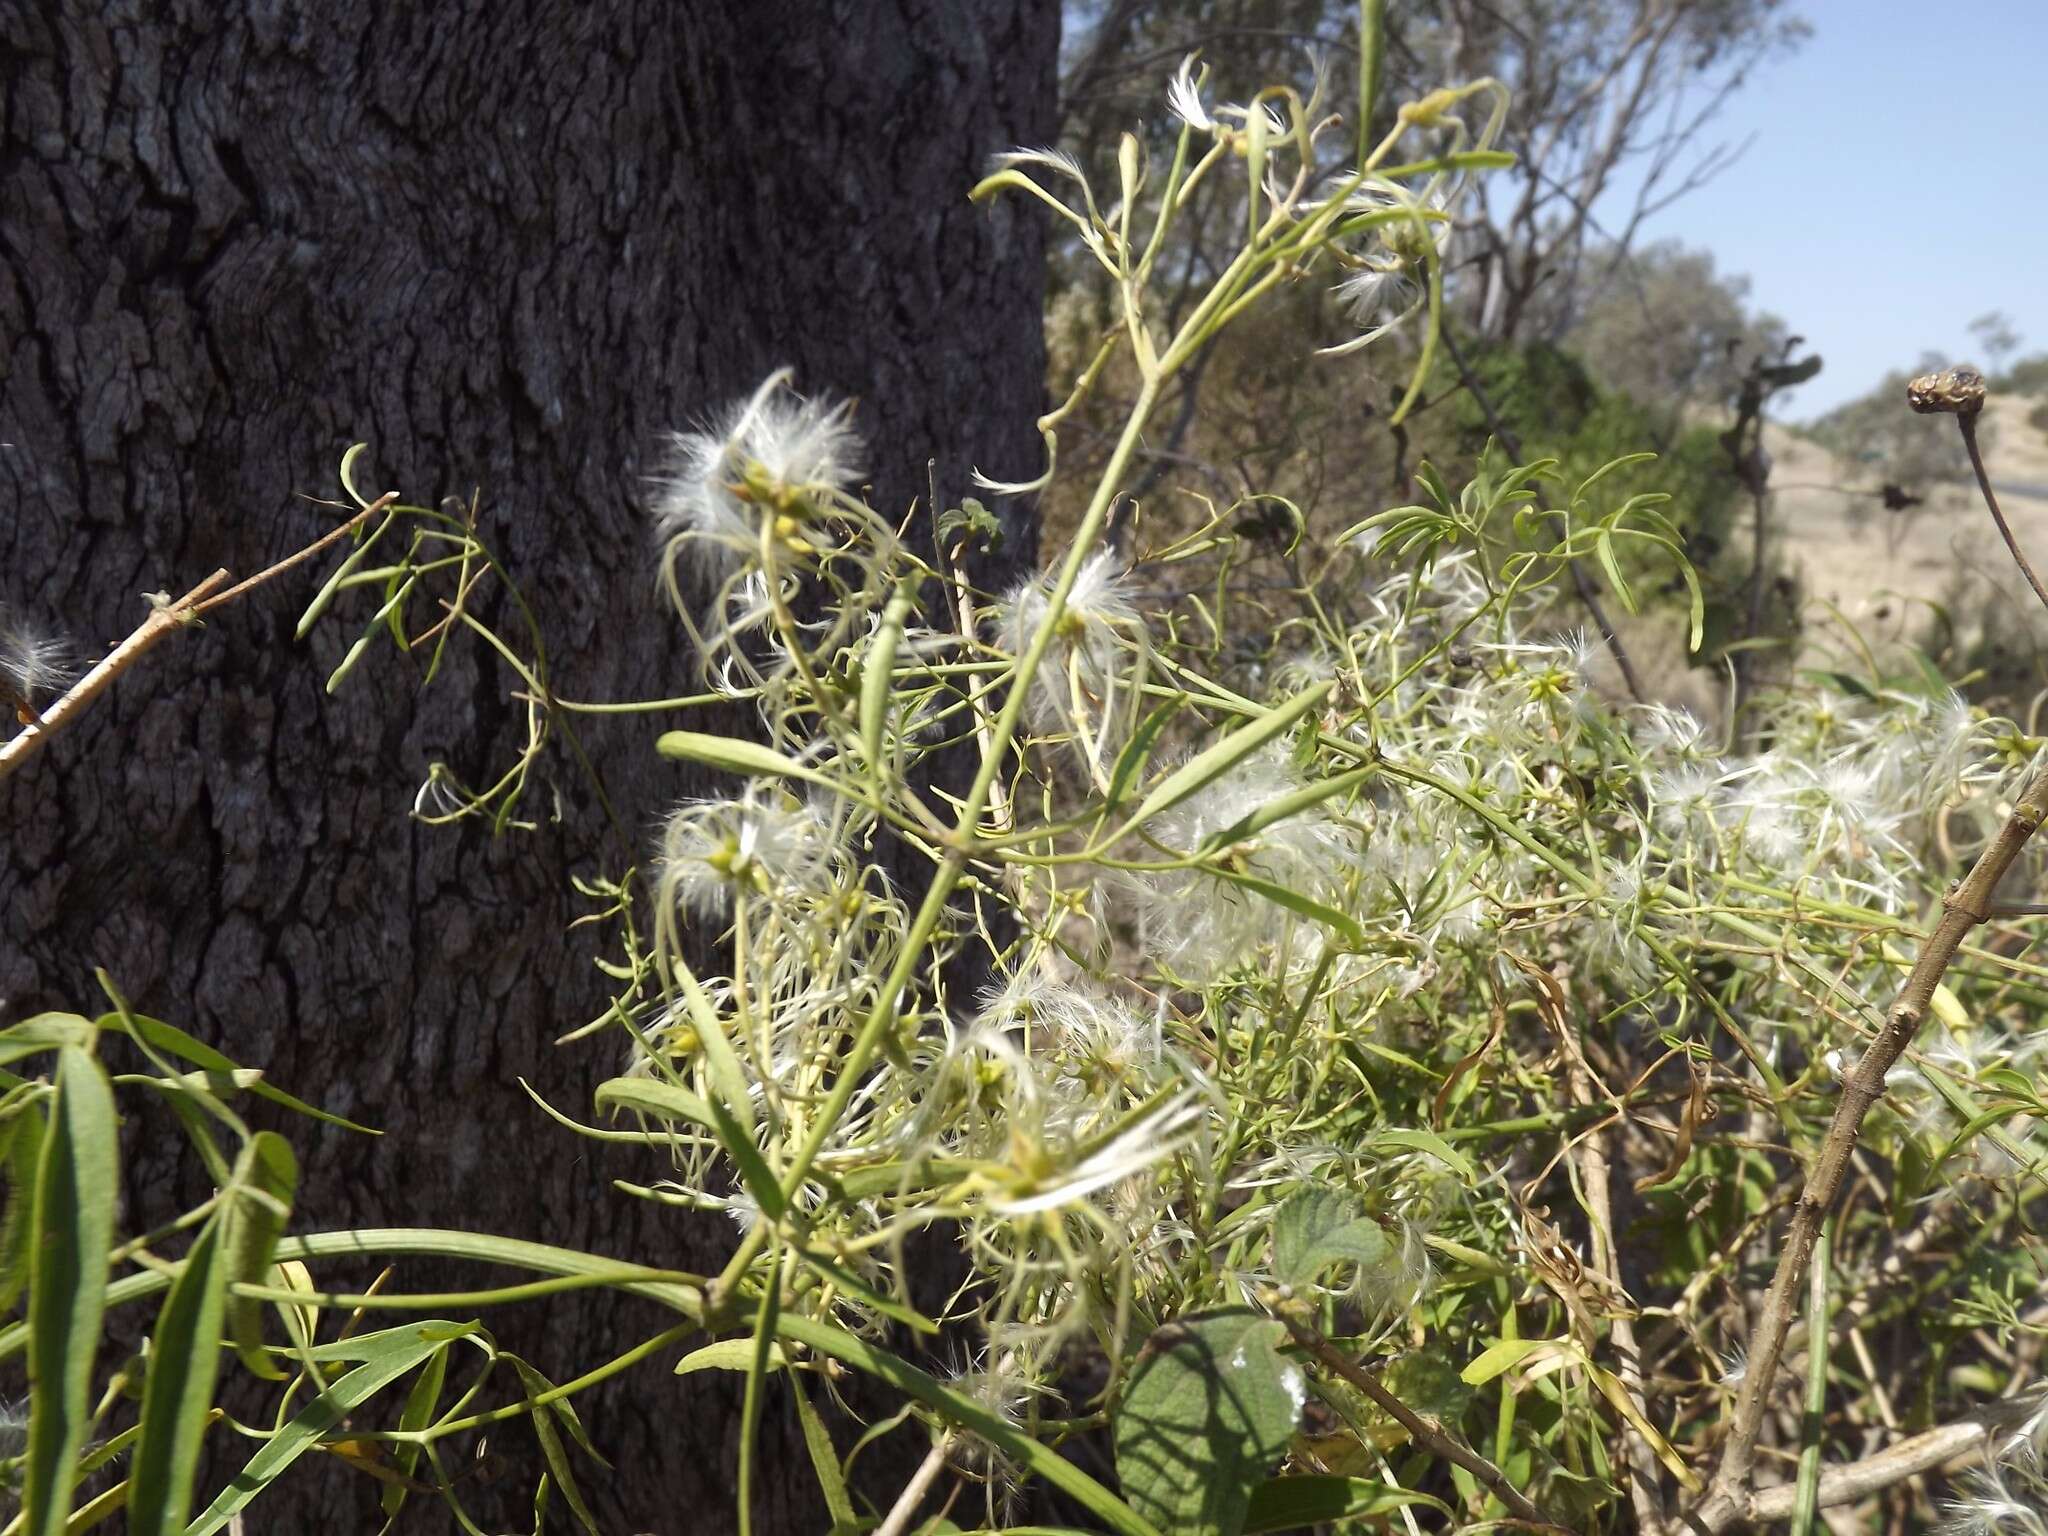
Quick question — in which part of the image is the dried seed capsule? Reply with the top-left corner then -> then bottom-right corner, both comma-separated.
1905,366 -> 1986,416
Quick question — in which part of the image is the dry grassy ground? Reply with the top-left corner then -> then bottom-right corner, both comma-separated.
1601,393 -> 2048,719
1770,394 -> 2048,674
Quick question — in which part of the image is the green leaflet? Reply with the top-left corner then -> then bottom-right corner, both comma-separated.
184,1321 -> 475,1536
221,1131 -> 298,1379
655,731 -> 840,794
128,1219 -> 230,1536
1269,1188 -> 1395,1292
1243,1475 -> 1447,1531
24,1046 -> 118,1536
1126,681 -> 1332,829
1113,1310 -> 1301,1536
779,1314 -> 1158,1536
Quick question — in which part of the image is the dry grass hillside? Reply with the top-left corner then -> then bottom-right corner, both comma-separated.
1607,391 -> 2048,720
1771,393 -> 2048,674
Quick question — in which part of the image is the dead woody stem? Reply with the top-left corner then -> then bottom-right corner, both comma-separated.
0,496 -> 387,788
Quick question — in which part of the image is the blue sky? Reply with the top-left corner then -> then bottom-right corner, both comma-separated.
1598,0 -> 2048,420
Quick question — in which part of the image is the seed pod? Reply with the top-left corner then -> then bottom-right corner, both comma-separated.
1906,366 -> 1986,416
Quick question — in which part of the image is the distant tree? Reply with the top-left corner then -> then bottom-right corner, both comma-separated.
1970,309 -> 2023,373
1431,0 -> 1808,342
1548,239 -> 1791,421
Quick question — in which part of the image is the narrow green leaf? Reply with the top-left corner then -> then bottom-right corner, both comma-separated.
739,1261 -> 783,1536
1243,1475 -> 1447,1532
381,1341 -> 450,1518
184,1321 -> 465,1536
1105,693 -> 1187,812
1594,528 -> 1635,614
708,1093 -> 786,1225
1209,867 -> 1363,946
595,1077 -> 716,1133
1114,1309 -> 1300,1536
337,441 -> 375,509
221,1132 -> 298,1379
1367,1126 -> 1476,1181
664,952 -> 756,1140
861,584 -> 916,775
91,1010 -> 375,1134
510,1357 -> 599,1536
655,732 -> 840,794
1574,452 -> 1656,501
297,505 -> 393,638
25,1046 -> 118,1536
675,1339 -> 788,1376
0,1014 -> 95,1068
779,1314 -> 1158,1536
793,1247 -> 936,1335
1128,681 -> 1332,829
128,1219 -> 230,1536
1198,763 -> 1375,853
0,1099 -> 46,1313
1460,1336 -> 1555,1387
790,1372 -> 855,1530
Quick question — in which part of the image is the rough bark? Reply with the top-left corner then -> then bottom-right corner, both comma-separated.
0,1 -> 1054,1530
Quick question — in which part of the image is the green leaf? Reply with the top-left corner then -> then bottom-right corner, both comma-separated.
1128,682 -> 1332,829
655,732 -> 841,794
1460,1336 -> 1556,1387
793,1247 -> 936,1335
1269,1189 -> 1395,1292
296,500 -> 393,638
91,1010 -> 375,1134
1114,1309 -> 1302,1536
675,1338 -> 788,1375
0,1230 -> 702,1371
1197,763 -> 1375,853
221,1132 -> 298,1379
0,1099 -> 46,1313
1105,693 -> 1187,812
1594,528 -> 1636,614
510,1357 -> 599,1536
382,1341 -> 449,1519
128,1219 -> 230,1536
1242,1475 -> 1448,1532
184,1321 -> 469,1536
24,1046 -> 118,1536
1208,867 -> 1363,947
664,951 -> 757,1141
790,1372 -> 855,1530
860,584 -> 916,775
779,1314 -> 1158,1536
595,1076 -> 716,1133
0,1013 -> 96,1069
1366,1126 -> 1476,1181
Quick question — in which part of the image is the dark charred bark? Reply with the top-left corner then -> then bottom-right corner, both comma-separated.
0,1 -> 1054,1530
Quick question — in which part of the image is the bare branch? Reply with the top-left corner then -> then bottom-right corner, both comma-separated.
1283,1317 -> 1568,1532
0,497 -> 386,785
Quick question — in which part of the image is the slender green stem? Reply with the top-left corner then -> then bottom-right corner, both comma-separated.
394,1322 -> 695,1441
709,376 -> 1167,1306
1357,0 -> 1386,170
1789,1216 -> 1834,1536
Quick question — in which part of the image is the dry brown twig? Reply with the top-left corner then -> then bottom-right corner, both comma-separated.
0,496 -> 389,787
1564,1052 -> 1672,1536
1280,1316 -> 1569,1533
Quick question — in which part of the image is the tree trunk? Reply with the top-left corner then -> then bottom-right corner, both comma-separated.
0,1 -> 1054,1530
